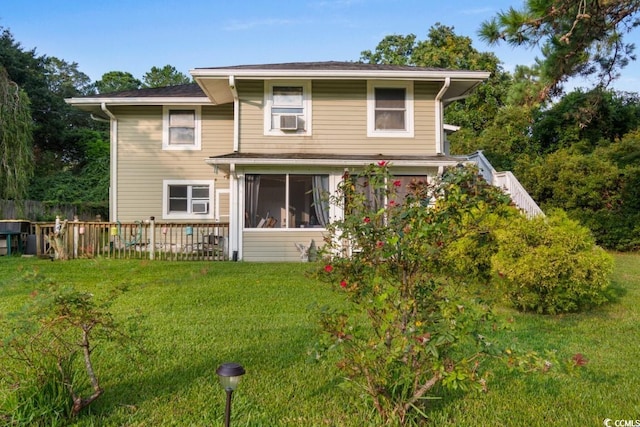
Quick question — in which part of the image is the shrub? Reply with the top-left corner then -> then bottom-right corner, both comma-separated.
0,273 -> 142,424
492,210 -> 614,314
314,163 -> 525,425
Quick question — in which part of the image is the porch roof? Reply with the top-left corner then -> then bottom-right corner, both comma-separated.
205,152 -> 465,173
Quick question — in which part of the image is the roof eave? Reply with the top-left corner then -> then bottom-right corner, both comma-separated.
205,156 -> 461,174
65,97 -> 211,106
191,68 -> 490,81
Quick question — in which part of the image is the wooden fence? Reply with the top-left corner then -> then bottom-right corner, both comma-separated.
31,220 -> 229,261
1,200 -> 105,222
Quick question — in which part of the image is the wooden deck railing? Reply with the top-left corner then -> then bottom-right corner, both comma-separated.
32,219 -> 229,261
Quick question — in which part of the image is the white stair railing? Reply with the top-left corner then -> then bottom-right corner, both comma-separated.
492,171 -> 544,218
465,151 -> 544,218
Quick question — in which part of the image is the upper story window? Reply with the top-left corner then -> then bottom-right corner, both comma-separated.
163,106 -> 202,150
264,81 -> 311,136
162,179 -> 214,219
367,81 -> 414,138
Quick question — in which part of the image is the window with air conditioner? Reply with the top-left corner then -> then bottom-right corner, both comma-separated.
162,180 -> 214,219
264,81 -> 311,135
367,81 -> 414,137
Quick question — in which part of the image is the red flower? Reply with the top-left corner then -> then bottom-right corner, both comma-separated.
377,161 -> 388,167
340,280 -> 348,288
364,217 -> 371,223
376,240 -> 384,248
393,179 -> 402,187
388,200 -> 396,207
572,353 -> 588,367
324,265 -> 333,273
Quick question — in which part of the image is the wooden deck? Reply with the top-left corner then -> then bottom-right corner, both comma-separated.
31,219 -> 229,261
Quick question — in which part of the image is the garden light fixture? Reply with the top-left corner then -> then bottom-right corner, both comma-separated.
216,362 -> 245,427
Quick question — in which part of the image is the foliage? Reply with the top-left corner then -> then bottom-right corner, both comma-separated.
314,163 -> 528,424
28,129 -> 110,210
94,71 -> 141,94
0,66 -> 34,201
0,273 -> 141,423
531,88 -> 640,153
450,105 -> 535,171
515,137 -> 640,251
142,65 -> 191,88
45,57 -> 95,98
492,210 -> 614,314
479,0 -> 640,101
0,27 -> 99,169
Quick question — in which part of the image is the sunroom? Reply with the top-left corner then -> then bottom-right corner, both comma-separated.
206,153 -> 463,261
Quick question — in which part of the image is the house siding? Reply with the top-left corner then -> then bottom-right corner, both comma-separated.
236,80 -> 437,155
113,105 -> 233,221
242,229 -> 326,262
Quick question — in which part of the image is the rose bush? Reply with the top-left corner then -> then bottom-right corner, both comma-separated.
314,163 -> 520,424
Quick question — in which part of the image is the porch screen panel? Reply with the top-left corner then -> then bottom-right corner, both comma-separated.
245,174 -> 285,228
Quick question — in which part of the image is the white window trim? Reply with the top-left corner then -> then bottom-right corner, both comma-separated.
162,106 -> 202,151
367,80 -> 414,138
263,81 -> 312,136
162,179 -> 215,220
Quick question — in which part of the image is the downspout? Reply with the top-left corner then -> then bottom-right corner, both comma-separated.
101,102 -> 117,222
434,77 -> 450,155
229,163 -> 241,261
228,76 -> 240,259
229,76 -> 239,152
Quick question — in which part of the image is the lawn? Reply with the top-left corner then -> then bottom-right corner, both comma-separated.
0,254 -> 639,426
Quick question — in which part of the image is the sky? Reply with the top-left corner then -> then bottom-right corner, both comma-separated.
2,0 -> 639,92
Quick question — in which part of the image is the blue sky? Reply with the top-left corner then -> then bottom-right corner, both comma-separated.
2,0 -> 639,92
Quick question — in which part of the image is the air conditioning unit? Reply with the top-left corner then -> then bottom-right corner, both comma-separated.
280,115 -> 299,130
191,201 -> 209,214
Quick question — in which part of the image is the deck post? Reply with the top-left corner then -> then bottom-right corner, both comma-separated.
149,217 -> 155,260
73,216 -> 79,259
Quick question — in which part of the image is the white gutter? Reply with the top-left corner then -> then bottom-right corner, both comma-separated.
229,76 -> 240,152
434,77 -> 450,155
101,102 -> 118,221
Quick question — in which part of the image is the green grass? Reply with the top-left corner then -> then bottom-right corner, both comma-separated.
0,254 -> 639,426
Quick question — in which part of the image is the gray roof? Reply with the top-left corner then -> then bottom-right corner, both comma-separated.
194,61 -> 454,73
92,83 -> 204,98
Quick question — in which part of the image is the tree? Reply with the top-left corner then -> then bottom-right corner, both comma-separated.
95,71 -> 141,93
1,277 -> 143,422
0,28 -> 99,172
531,87 -> 640,153
479,0 -> 640,101
0,66 -> 34,200
45,57 -> 95,98
142,65 -> 191,88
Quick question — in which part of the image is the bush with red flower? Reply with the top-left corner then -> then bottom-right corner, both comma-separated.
314,162 -> 546,424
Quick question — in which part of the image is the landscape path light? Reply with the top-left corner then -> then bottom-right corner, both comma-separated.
216,362 -> 245,427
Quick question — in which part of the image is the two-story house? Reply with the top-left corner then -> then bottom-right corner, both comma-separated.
67,61 -> 496,261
